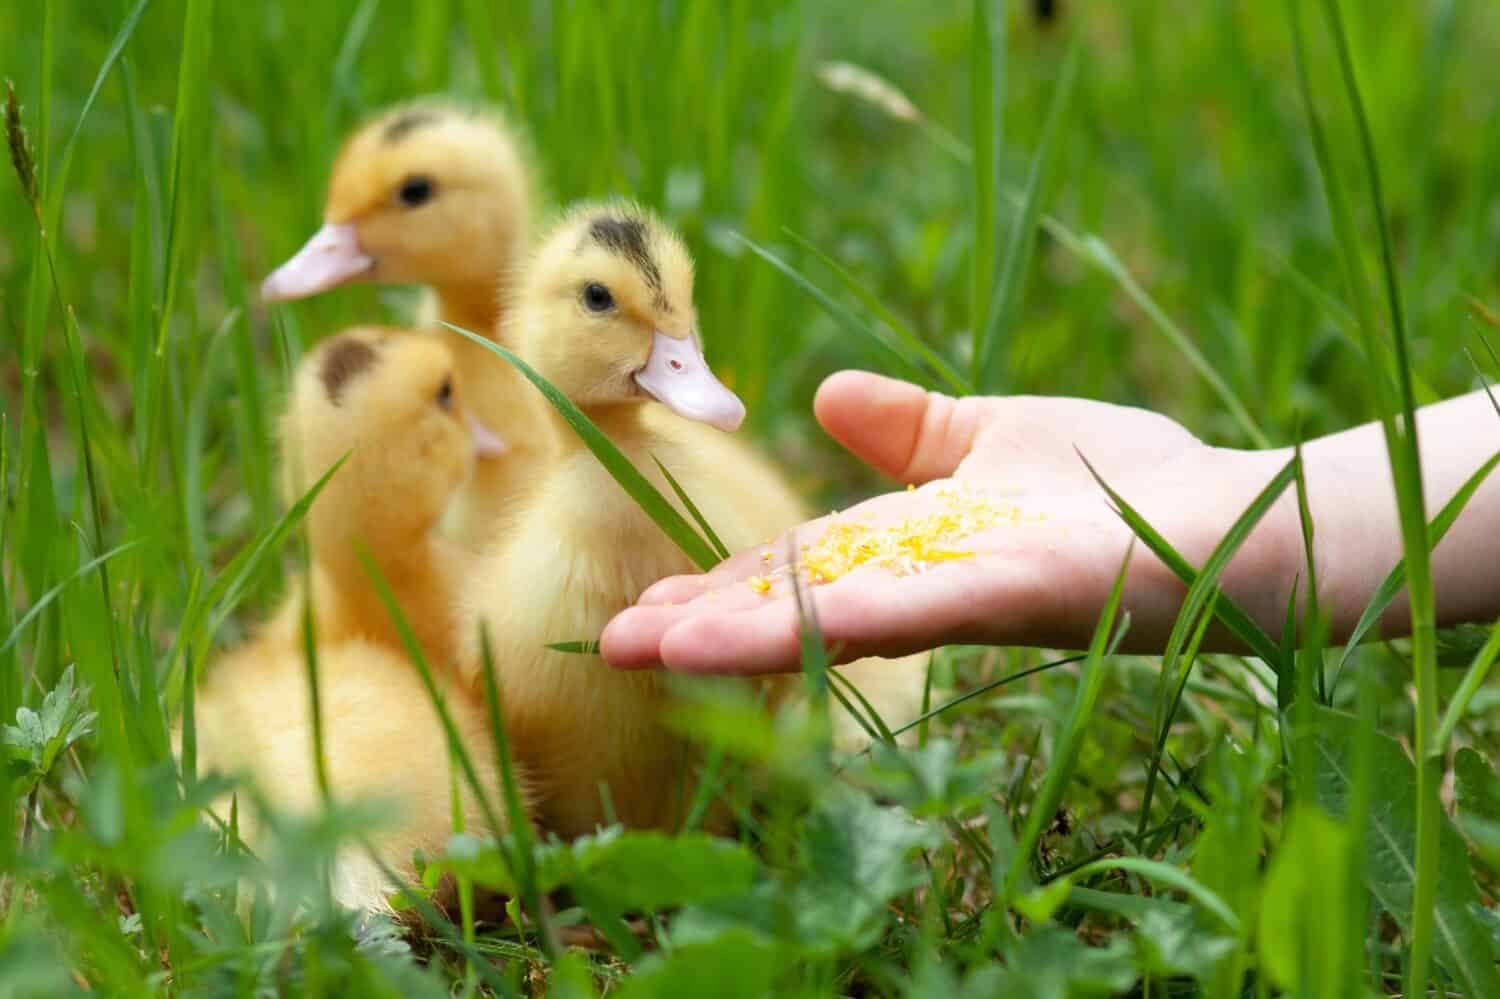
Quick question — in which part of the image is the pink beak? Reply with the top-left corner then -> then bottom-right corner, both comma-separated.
469,415 -> 509,459
261,223 -> 374,302
633,331 -> 746,432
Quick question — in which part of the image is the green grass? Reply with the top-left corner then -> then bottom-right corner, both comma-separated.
5,0 -> 1500,995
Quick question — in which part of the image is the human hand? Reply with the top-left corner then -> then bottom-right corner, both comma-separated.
602,371 -> 1297,674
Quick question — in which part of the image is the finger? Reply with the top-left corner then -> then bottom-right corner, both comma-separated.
602,581 -> 782,668
814,370 -> 987,485
655,558 -> 1059,675
600,605 -> 675,668
634,536 -> 787,606
655,598 -> 804,674
635,573 -> 715,607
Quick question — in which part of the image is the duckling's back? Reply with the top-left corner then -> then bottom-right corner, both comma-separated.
192,635 -> 515,913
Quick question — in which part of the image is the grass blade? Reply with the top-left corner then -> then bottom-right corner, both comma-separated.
1040,219 -> 1272,448
354,547 -> 510,848
45,0 -> 149,223
969,0 -> 1001,390
1463,348 -> 1500,422
888,654 -> 1086,742
1436,615 -> 1500,754
0,540 -> 141,657
1067,856 -> 1240,933
143,0 -> 212,475
297,561 -> 330,803
1137,596 -> 1216,840
788,537 -> 832,753
1003,544 -> 1131,900
1079,454 -> 1285,667
477,627 -> 555,958
1330,450 -> 1500,691
443,322 -> 721,572
729,234 -> 937,390
187,455 -> 347,665
327,0 -> 379,126
1291,441 -> 1328,704
1130,452 -> 1300,831
545,640 -> 602,655
1290,2 -> 1439,990
825,672 -> 883,748
830,666 -> 899,747
459,0 -> 507,104
977,37 -> 1079,392
652,456 -> 731,562
183,309 -> 237,565
783,229 -> 972,395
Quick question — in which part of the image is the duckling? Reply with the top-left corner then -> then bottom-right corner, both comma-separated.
192,637 -> 510,915
459,205 -> 919,838
453,205 -> 746,837
261,102 -> 553,542
267,326 -> 503,669
189,328 -> 526,913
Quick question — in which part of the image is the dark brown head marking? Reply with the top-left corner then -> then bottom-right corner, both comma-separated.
319,336 -> 380,405
382,109 -> 441,144
588,215 -> 669,310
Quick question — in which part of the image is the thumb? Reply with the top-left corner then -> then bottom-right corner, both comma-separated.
814,370 -> 984,484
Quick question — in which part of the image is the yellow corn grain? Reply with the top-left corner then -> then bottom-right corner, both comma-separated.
749,486 -> 1038,593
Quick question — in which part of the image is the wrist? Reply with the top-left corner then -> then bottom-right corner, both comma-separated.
1303,451 -> 1403,642
1103,444 -> 1301,653
1207,444 -> 1398,645
1179,444 -> 1307,648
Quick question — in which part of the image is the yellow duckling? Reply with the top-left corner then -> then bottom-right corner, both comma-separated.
261,102 -> 553,542
193,638 -> 509,915
192,329 -> 525,913
458,204 -> 753,837
267,326 -> 505,668
459,204 -> 922,838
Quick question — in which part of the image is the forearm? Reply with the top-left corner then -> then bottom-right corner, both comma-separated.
1142,389 -> 1500,652
1297,389 -> 1500,639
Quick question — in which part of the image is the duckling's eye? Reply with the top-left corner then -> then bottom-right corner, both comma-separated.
398,175 -> 434,207
582,282 -> 615,313
435,376 -> 454,410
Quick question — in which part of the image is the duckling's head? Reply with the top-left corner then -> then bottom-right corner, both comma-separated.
262,102 -> 533,303
508,203 -> 746,432
282,327 -> 507,534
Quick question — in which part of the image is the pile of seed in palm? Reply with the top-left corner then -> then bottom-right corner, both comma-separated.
748,486 -> 1037,592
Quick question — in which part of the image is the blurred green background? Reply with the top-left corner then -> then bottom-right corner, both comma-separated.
5,1 -> 1500,994
7,2 -> 1498,499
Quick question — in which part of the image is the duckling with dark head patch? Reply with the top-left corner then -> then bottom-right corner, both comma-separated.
318,333 -> 379,405
275,325 -> 505,667
586,215 -> 668,309
460,204 -> 751,837
189,326 -> 529,914
461,204 -> 925,839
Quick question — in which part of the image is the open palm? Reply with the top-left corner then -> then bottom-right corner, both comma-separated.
602,371 -> 1285,674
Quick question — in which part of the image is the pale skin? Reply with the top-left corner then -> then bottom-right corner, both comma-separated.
601,371 -> 1500,674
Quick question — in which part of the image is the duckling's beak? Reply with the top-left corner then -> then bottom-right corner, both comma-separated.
261,223 -> 374,302
634,331 -> 746,432
469,415 -> 509,458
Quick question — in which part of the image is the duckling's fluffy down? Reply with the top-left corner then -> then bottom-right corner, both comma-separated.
273,326 -> 477,670
192,636 -> 518,914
